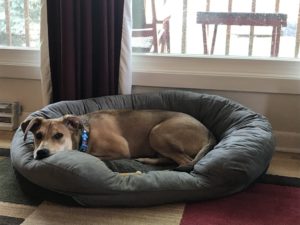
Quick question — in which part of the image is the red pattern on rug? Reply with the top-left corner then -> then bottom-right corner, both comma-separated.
180,183 -> 300,225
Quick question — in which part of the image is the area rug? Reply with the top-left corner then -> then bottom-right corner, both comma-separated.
1,153 -> 300,225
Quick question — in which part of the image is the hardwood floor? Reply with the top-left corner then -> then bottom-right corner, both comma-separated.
268,152 -> 300,178
0,130 -> 299,178
0,130 -> 14,149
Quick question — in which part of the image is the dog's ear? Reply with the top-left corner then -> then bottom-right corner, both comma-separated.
21,117 -> 43,141
63,115 -> 83,131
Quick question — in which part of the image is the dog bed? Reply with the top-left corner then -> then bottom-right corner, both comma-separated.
11,90 -> 275,207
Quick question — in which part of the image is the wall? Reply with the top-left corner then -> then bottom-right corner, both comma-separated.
133,86 -> 300,153
0,78 -> 43,123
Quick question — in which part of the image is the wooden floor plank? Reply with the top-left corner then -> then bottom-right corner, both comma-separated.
0,130 -> 14,149
268,152 -> 300,178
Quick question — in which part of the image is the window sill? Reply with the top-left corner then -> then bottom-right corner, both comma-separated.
0,48 -> 40,80
132,54 -> 300,95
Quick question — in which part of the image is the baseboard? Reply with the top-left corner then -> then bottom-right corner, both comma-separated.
274,131 -> 300,153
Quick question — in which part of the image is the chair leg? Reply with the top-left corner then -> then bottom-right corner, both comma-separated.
202,24 -> 208,54
211,25 -> 218,54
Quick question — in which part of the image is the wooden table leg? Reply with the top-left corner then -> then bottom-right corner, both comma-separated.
210,25 -> 218,54
271,26 -> 277,57
202,24 -> 208,54
274,26 -> 281,57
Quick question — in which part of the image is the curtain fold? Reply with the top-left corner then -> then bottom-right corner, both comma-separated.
40,0 -> 52,105
119,0 -> 132,95
45,0 -> 125,102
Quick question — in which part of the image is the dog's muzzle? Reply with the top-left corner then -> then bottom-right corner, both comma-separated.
35,149 -> 50,159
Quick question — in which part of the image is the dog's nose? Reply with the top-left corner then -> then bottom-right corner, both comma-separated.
35,149 -> 50,159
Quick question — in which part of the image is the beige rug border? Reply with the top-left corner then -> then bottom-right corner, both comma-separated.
0,201 -> 36,219
21,201 -> 185,225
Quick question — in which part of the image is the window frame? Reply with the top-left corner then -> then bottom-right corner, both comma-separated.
132,54 -> 300,95
0,48 -> 40,80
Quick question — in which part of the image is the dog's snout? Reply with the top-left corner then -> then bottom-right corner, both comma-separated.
35,149 -> 50,159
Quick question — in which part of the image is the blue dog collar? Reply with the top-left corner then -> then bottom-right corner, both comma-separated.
79,129 -> 89,152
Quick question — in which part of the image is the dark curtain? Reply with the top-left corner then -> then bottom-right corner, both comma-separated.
47,0 -> 124,102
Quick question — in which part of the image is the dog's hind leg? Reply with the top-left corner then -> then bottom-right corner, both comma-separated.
149,115 -> 212,168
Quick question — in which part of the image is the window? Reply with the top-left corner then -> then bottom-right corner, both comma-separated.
0,0 -> 40,48
132,0 -> 300,95
0,0 -> 41,79
132,0 -> 300,58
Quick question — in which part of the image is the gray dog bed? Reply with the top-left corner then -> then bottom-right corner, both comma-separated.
11,91 -> 275,207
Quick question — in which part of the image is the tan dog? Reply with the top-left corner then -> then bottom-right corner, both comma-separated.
21,110 -> 215,169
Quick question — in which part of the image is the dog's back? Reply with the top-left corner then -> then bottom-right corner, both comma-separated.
85,110 -> 214,165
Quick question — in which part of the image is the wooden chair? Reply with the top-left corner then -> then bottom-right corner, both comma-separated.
197,12 -> 287,57
132,0 -> 170,53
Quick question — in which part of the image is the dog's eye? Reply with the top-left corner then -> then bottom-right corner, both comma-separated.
35,132 -> 43,140
53,133 -> 63,140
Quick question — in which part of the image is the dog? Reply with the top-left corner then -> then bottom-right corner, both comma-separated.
21,110 -> 215,169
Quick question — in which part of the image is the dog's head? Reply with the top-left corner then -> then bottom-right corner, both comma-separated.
21,115 -> 83,159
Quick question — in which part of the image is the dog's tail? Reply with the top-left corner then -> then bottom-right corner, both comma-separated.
192,132 -> 216,165
174,133 -> 216,172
